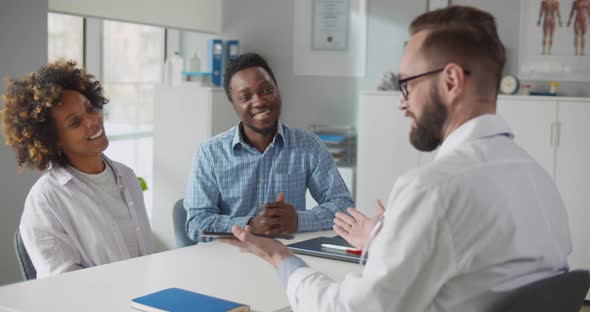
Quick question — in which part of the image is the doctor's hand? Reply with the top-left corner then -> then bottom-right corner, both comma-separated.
333,200 -> 385,249
218,225 -> 293,268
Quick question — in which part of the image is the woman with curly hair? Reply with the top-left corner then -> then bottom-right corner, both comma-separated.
1,60 -> 154,278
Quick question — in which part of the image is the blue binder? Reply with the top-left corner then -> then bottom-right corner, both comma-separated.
226,40 -> 240,60
208,39 -> 224,87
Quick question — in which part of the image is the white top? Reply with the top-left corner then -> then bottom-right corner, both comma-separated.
20,156 -> 154,278
285,114 -> 572,312
67,161 -> 140,258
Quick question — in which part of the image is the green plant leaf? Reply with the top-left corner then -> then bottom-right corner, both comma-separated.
137,177 -> 148,191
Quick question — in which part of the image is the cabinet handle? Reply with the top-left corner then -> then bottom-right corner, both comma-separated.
550,123 -> 555,147
556,122 -> 561,147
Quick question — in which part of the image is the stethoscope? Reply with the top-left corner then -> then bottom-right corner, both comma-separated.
359,211 -> 387,267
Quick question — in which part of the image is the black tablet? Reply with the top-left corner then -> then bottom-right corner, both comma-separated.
200,231 -> 295,240
287,235 -> 367,264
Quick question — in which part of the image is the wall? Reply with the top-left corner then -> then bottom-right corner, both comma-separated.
182,0 -> 589,131
456,0 -> 590,97
357,1 -> 425,92
0,0 -> 47,285
180,0 -> 426,129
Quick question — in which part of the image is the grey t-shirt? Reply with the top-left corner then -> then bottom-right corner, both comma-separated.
67,161 -> 140,258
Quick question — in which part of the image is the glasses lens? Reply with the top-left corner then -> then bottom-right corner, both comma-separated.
401,83 -> 408,99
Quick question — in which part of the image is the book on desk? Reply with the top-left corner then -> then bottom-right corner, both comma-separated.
131,288 -> 249,312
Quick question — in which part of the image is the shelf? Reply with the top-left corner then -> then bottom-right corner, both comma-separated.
181,71 -> 211,77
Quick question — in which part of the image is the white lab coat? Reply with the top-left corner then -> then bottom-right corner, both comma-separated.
286,114 -> 571,312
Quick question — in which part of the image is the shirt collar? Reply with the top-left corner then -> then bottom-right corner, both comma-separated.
50,154 -> 121,185
435,114 -> 514,159
231,120 -> 286,150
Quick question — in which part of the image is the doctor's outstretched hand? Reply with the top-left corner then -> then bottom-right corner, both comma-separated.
333,200 -> 385,250
218,225 -> 293,268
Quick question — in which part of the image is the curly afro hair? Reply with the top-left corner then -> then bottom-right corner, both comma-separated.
1,60 -> 109,171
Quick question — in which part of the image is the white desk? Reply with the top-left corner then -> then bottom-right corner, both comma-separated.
0,231 -> 359,312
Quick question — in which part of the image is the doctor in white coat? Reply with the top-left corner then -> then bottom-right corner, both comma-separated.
220,6 -> 571,312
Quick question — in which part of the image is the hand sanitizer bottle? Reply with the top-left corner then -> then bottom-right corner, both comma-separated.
165,52 -> 184,86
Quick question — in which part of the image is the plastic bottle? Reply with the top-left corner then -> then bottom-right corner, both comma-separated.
187,52 -> 201,73
549,82 -> 559,95
164,52 -> 184,86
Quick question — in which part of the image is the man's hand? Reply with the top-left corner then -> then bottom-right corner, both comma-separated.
248,213 -> 278,234
218,225 -> 293,267
248,193 -> 298,234
333,200 -> 385,249
260,193 -> 298,234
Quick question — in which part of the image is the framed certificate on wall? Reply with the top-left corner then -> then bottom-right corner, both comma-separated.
293,0 -> 367,76
312,0 -> 350,51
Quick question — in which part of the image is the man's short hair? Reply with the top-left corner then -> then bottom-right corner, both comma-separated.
409,6 -> 506,96
223,53 -> 278,102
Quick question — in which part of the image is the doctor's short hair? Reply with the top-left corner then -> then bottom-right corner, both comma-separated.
223,53 -> 278,102
409,6 -> 506,96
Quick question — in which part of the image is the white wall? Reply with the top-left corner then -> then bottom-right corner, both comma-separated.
180,0 -> 589,131
180,0 -> 425,129
0,0 -> 47,285
454,0 -> 590,96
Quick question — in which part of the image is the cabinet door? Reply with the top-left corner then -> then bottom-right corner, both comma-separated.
153,86 -> 236,249
497,98 -> 557,177
356,93 -> 420,216
554,101 -> 590,277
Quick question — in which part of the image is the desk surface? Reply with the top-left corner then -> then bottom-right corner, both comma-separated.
0,231 -> 358,312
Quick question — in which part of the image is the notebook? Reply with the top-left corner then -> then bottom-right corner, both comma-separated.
287,235 -> 367,264
131,288 -> 250,312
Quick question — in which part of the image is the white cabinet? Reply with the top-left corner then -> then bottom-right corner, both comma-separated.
355,91 -> 421,216
152,85 -> 237,250
553,101 -> 590,289
498,97 -> 590,280
497,98 -> 557,176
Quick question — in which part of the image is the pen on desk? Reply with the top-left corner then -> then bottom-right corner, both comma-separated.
321,244 -> 362,255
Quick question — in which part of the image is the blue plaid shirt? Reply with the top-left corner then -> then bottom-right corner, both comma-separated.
184,121 -> 354,241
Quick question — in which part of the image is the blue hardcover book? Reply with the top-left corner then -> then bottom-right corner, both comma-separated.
131,288 -> 250,312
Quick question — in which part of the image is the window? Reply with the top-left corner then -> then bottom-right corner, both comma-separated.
102,20 -> 165,218
47,13 -> 83,64
47,14 -> 165,218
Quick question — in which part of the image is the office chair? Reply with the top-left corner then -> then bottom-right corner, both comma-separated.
173,199 -> 197,248
493,270 -> 590,312
13,230 -> 36,281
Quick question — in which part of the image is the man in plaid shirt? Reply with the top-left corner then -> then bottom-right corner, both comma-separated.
184,53 -> 353,242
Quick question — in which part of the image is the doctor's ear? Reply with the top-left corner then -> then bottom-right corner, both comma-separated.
441,63 -> 468,97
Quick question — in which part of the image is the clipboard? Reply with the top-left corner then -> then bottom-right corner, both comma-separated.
287,235 -> 367,264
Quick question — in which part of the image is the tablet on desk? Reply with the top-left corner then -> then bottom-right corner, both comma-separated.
201,231 -> 295,240
287,236 -> 367,264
